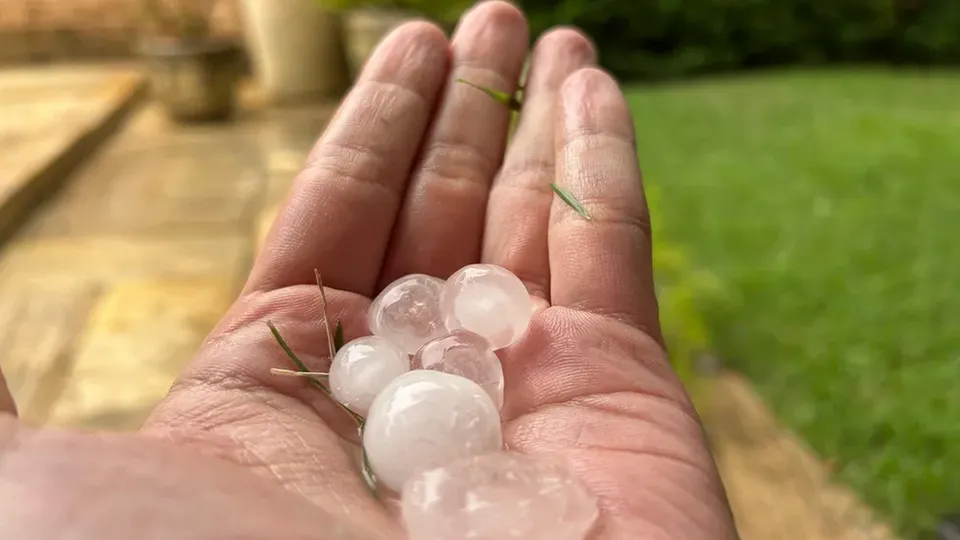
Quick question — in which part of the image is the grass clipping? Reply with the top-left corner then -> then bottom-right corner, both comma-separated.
267,270 -> 374,491
456,78 -> 591,220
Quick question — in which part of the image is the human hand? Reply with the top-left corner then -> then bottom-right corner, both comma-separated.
0,3 -> 737,539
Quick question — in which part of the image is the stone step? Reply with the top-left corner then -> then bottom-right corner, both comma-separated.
0,64 -> 145,248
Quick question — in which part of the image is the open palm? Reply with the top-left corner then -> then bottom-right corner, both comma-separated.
1,3 -> 737,539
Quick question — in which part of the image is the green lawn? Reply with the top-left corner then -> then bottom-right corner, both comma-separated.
625,70 -> 960,538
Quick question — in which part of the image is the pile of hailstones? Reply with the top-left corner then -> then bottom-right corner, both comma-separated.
325,264 -> 599,540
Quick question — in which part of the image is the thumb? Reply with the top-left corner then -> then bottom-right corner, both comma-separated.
0,366 -> 16,417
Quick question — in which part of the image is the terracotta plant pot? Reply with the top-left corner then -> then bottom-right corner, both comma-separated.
140,38 -> 243,123
239,0 -> 349,104
343,8 -> 413,79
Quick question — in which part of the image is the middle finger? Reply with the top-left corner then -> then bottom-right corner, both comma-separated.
378,1 -> 529,285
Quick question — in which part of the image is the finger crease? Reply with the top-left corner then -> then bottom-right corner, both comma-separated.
304,141 -> 403,202
358,78 -> 433,115
554,209 -> 652,239
496,157 -> 556,191
418,139 -> 500,191
564,126 -> 635,149
452,61 -> 514,92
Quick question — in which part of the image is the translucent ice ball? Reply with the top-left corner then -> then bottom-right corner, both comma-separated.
329,336 -> 409,415
368,274 -> 447,355
401,452 -> 599,540
440,264 -> 533,350
362,370 -> 502,492
412,330 -> 504,410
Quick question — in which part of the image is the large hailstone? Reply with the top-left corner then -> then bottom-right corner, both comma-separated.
329,336 -> 409,415
440,264 -> 533,350
368,274 -> 447,355
401,452 -> 599,540
362,370 -> 502,492
412,330 -> 504,410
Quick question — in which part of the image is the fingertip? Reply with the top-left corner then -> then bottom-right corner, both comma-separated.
363,20 -> 450,80
387,19 -> 449,50
559,67 -> 633,140
452,0 -> 529,62
533,27 -> 597,66
456,0 -> 529,40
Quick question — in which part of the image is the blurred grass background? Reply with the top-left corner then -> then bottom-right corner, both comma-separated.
632,69 -> 960,538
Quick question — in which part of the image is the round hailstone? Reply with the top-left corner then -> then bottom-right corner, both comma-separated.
368,274 -> 447,355
329,336 -> 409,415
362,370 -> 502,492
401,452 -> 599,540
412,330 -> 504,410
440,264 -> 533,350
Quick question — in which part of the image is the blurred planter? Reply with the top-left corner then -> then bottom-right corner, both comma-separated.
140,38 -> 243,123
239,0 -> 349,104
342,8 -> 414,78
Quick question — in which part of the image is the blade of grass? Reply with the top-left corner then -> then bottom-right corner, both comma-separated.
456,78 -> 522,111
267,320 -> 365,426
270,368 -> 329,379
550,183 -> 592,220
314,269 -> 337,361
268,320 -> 311,373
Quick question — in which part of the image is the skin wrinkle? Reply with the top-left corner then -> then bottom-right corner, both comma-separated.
502,309 -> 683,410
222,285 -> 370,339
584,447 -> 729,539
494,157 -> 556,191
306,141 -> 399,199
164,345 -> 360,440
507,396 -> 706,470
414,138 -> 500,194
148,377 -> 376,523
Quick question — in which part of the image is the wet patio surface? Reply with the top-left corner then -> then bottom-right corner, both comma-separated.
0,77 -> 332,430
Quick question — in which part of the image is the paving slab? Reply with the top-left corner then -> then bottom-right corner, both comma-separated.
47,276 -> 236,430
0,85 -> 334,429
703,373 -> 896,540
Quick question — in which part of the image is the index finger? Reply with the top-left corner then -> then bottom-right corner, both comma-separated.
246,22 -> 449,297
548,68 -> 663,343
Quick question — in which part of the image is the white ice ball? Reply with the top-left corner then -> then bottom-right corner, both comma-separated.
412,330 -> 504,410
329,336 -> 409,416
362,370 -> 503,492
440,264 -> 533,350
368,274 -> 447,355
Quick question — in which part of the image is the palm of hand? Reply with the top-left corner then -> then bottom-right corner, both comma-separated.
1,3 -> 736,540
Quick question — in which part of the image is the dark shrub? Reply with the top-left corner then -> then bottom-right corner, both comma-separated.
519,0 -> 960,80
